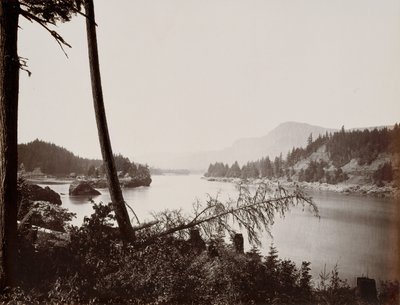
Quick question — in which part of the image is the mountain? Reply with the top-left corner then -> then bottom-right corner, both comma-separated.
204,124 -> 399,191
140,122 -> 336,171
220,122 -> 336,165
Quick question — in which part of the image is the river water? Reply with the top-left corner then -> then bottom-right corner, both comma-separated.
39,175 -> 399,286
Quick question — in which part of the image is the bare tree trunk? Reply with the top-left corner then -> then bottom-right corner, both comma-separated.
84,0 -> 135,240
0,0 -> 19,288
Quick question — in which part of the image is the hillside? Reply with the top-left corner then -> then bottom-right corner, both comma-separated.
226,121 -> 336,162
18,140 -> 150,181
18,140 -> 102,176
205,125 -> 399,192
140,122 -> 336,171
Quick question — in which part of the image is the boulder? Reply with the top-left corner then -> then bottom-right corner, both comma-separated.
69,181 -> 101,196
18,201 -> 75,232
89,179 -> 108,188
20,183 -> 61,205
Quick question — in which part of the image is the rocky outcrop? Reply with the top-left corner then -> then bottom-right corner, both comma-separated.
19,183 -> 62,205
18,201 -> 75,232
89,179 -> 108,188
69,181 -> 101,196
122,176 -> 152,188
89,176 -> 152,189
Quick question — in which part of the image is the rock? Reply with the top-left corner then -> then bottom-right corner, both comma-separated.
20,183 -> 61,205
90,179 -> 108,188
36,228 -> 70,248
69,181 -> 101,196
19,201 -> 75,232
88,176 -> 152,189
122,176 -> 152,188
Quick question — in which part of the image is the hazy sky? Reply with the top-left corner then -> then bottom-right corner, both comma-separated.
18,0 -> 400,160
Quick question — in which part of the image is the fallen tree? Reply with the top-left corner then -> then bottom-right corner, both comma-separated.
131,182 -> 318,247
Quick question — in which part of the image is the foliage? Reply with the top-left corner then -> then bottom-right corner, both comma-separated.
303,160 -> 327,182
315,264 -> 356,305
149,182 -> 318,246
18,139 -> 151,180
1,197 -> 394,304
325,167 -> 349,185
18,139 -> 101,176
19,0 -> 83,57
326,127 -> 391,167
2,180 -> 395,303
17,178 -> 75,232
205,162 -> 229,178
205,126 -> 398,186
379,280 -> 399,305
373,162 -> 393,186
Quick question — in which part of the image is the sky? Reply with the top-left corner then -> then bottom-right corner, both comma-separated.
18,0 -> 400,161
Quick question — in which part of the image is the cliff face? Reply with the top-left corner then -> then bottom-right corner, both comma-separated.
291,144 -> 393,185
341,154 -> 392,183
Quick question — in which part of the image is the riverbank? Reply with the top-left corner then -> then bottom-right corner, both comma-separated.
203,176 -> 397,199
25,177 -> 75,185
25,176 -> 152,189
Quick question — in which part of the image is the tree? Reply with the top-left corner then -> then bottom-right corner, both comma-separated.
114,154 -> 132,175
227,161 -> 241,178
0,0 -> 20,288
87,164 -> 96,177
307,133 -> 313,146
149,182 -> 318,246
1,0 -> 81,288
274,156 -> 283,178
84,0 -> 135,240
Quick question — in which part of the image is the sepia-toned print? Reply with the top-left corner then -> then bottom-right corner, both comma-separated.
0,0 -> 399,304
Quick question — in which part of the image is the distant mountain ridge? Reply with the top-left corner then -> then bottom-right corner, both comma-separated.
204,124 -> 399,191
140,122 -> 337,171
225,122 -> 337,163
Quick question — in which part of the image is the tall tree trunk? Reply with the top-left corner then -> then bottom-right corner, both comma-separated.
0,0 -> 19,288
84,0 -> 135,240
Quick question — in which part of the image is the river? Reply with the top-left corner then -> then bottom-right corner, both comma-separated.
39,175 -> 399,286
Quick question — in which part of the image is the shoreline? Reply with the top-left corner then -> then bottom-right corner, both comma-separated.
26,175 -> 398,199
25,177 -> 75,185
203,176 -> 397,199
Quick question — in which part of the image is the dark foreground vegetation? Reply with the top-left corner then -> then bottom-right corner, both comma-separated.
1,180 -> 398,304
1,201 -> 398,305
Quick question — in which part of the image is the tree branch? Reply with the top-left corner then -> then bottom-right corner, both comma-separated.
150,188 -> 316,244
19,8 -> 71,58
125,201 -> 140,225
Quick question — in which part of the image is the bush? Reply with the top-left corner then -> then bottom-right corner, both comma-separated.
4,202 -> 395,304
373,162 -> 393,186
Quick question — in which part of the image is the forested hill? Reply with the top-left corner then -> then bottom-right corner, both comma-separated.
18,140 -> 100,176
18,139 -> 149,178
205,125 -> 400,186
